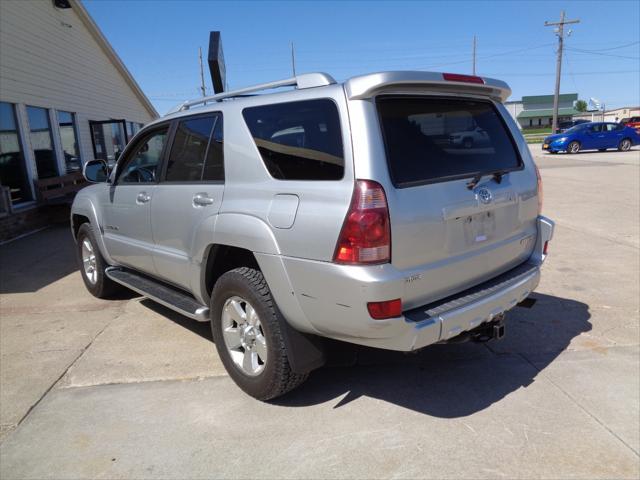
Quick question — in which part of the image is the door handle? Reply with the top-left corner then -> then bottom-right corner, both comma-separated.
136,192 -> 151,203
193,193 -> 215,206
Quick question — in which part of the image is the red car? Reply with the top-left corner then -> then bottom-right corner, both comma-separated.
621,116 -> 640,132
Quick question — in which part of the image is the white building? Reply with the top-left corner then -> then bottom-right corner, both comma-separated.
0,0 -> 157,224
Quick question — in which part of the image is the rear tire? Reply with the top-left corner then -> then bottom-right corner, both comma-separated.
618,138 -> 632,151
567,141 -> 580,154
210,267 -> 308,400
76,223 -> 119,298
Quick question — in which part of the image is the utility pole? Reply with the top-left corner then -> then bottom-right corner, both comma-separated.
291,42 -> 296,77
472,35 -> 477,75
544,11 -> 579,133
198,47 -> 206,97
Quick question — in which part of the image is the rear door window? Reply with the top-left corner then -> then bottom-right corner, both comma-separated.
376,96 -> 522,187
242,99 -> 344,180
165,115 -> 216,182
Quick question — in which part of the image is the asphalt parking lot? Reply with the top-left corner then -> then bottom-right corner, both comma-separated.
1,147 -> 638,479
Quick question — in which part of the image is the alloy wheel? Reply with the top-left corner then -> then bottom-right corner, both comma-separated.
81,238 -> 98,284
221,296 -> 267,376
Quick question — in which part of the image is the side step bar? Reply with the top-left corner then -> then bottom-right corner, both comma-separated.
105,267 -> 209,321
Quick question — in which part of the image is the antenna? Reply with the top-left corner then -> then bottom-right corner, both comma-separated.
198,47 -> 206,97
291,41 -> 297,77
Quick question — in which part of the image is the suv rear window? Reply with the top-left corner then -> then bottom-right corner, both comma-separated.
242,99 -> 344,180
377,96 -> 522,187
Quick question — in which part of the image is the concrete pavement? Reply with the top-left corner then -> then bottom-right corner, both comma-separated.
0,148 -> 638,479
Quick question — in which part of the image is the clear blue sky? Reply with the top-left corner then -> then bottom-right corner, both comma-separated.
84,0 -> 640,115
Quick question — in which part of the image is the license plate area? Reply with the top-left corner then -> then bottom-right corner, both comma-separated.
463,211 -> 496,246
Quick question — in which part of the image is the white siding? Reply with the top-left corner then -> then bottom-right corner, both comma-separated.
0,0 -> 156,167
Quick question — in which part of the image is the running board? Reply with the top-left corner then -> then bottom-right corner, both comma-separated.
105,267 -> 209,321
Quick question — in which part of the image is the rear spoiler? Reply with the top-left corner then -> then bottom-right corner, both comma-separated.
344,71 -> 512,103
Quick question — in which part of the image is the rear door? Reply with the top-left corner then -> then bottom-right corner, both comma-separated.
375,95 -> 538,305
603,123 -> 624,147
150,113 -> 224,290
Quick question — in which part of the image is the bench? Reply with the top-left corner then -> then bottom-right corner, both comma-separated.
34,171 -> 87,204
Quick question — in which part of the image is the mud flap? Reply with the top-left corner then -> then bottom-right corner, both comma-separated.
275,304 -> 326,374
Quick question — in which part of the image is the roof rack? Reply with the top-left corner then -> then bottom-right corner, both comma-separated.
168,72 -> 336,114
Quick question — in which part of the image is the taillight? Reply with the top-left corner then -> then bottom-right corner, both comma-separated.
534,163 -> 543,214
333,180 -> 391,265
367,299 -> 402,320
443,73 -> 485,84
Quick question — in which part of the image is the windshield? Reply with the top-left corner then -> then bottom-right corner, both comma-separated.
376,96 -> 522,187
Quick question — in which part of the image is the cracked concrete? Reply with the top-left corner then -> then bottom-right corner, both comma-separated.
0,148 -> 638,478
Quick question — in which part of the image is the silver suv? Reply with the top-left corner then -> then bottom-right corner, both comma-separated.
72,71 -> 554,400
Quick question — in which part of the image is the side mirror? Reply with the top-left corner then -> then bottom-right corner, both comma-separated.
83,160 -> 109,183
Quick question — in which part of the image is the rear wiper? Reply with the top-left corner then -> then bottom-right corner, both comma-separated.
492,170 -> 507,184
466,172 -> 483,190
466,170 -> 508,190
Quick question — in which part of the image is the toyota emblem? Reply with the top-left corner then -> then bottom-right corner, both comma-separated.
476,187 -> 493,204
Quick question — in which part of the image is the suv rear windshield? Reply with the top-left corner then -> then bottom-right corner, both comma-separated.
377,96 -> 522,187
243,99 -> 344,181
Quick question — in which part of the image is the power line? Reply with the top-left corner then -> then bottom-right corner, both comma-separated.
577,41 -> 639,52
565,47 -> 639,60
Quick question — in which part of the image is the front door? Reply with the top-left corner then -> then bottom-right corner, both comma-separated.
103,126 -> 170,274
151,113 -> 224,290
583,123 -> 604,149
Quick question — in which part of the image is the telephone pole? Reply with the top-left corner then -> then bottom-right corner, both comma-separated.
544,11 -> 579,133
198,47 -> 206,97
472,35 -> 477,75
291,42 -> 297,77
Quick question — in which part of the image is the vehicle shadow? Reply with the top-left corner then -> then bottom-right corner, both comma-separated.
140,299 -> 213,341
273,292 -> 591,418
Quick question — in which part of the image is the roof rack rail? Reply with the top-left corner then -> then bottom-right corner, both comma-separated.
168,72 -> 336,114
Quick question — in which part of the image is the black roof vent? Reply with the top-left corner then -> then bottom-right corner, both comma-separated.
53,0 -> 72,9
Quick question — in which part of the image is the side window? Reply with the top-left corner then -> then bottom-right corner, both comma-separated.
242,99 -> 344,181
165,116 -> 216,182
202,114 -> 224,181
118,128 -> 168,183
589,124 -> 602,133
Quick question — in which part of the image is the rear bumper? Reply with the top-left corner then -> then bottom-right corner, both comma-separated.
273,215 -> 554,351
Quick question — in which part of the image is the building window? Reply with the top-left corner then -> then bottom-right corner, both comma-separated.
57,111 -> 80,173
0,102 -> 32,205
26,106 -> 58,179
538,118 -> 542,126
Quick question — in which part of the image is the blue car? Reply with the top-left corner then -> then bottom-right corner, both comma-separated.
542,122 -> 640,154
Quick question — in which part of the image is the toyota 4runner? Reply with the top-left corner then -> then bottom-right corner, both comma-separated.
72,71 -> 554,400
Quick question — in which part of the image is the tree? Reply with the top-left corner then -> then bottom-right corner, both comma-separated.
575,100 -> 587,112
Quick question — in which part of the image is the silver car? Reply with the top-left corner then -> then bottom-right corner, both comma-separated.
72,71 -> 554,400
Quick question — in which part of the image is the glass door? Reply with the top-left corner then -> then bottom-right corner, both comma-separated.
89,120 -> 128,168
